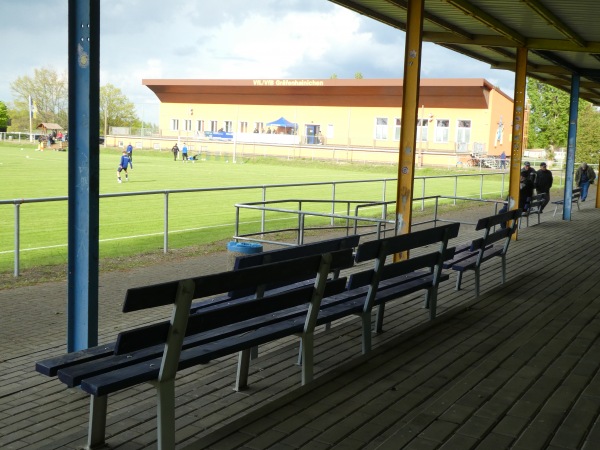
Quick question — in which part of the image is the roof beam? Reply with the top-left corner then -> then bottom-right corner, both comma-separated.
491,62 -> 571,75
385,0 -> 474,40
438,43 -> 499,66
422,32 -> 600,53
532,50 -> 578,74
521,0 -> 586,48
443,0 -> 526,46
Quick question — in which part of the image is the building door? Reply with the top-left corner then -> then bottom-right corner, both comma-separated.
306,124 -> 320,144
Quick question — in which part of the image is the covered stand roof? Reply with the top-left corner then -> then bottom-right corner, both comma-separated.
328,0 -> 600,105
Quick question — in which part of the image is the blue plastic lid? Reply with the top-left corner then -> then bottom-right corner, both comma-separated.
227,241 -> 263,254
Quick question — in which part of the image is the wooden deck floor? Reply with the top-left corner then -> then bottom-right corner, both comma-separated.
1,203 -> 599,449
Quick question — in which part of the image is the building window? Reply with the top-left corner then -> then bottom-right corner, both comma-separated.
434,119 -> 449,143
417,118 -> 428,142
327,124 -> 334,139
456,120 -> 471,144
239,121 -> 248,133
394,118 -> 401,141
375,117 -> 388,140
184,119 -> 192,131
170,119 -> 179,131
224,121 -> 233,132
210,120 -> 218,132
254,122 -> 263,133
196,120 -> 204,132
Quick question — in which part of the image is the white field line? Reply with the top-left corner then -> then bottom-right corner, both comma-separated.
0,216 -> 292,255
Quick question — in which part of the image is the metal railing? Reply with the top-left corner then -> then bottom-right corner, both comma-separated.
1,172 -> 508,276
232,195 -> 508,247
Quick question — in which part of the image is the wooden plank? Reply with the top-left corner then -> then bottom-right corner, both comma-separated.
355,223 -> 459,262
123,249 -> 353,312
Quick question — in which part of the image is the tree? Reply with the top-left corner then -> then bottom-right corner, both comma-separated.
0,101 -> 9,131
329,73 -> 338,79
10,67 -> 68,129
575,102 -> 600,164
100,84 -> 138,134
354,72 -> 364,79
526,79 -> 570,152
527,78 -> 600,164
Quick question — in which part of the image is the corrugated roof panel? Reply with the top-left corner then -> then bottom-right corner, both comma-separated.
328,0 -> 600,104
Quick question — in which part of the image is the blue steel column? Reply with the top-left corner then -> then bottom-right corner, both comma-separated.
563,74 -> 580,220
67,0 -> 100,352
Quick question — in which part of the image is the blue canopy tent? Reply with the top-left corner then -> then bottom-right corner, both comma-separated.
266,117 -> 297,129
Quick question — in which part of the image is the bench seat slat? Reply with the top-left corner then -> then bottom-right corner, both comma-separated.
60,279 -> 349,387
81,317 -> 308,397
450,247 -> 503,272
35,343 -> 116,377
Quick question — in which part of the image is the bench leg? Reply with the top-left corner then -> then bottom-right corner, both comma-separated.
301,332 -> 314,386
374,304 -> 385,333
87,395 -> 108,449
455,271 -> 463,291
250,345 -> 258,360
297,340 -> 303,366
427,287 -> 438,319
474,267 -> 481,297
156,379 -> 176,450
235,349 -> 251,391
361,313 -> 372,354
501,255 -> 507,284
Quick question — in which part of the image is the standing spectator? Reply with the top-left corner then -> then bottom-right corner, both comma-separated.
575,162 -> 596,202
499,170 -> 535,228
182,143 -> 188,162
126,143 -> 133,165
117,150 -> 131,183
171,143 -> 179,161
535,162 -> 553,211
499,151 -> 506,169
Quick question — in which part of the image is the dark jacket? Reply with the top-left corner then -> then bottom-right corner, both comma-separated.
519,176 -> 534,210
536,169 -> 553,191
575,166 -> 596,185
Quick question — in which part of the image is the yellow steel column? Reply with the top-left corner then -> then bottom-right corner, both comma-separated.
395,0 -> 424,259
508,47 -> 528,237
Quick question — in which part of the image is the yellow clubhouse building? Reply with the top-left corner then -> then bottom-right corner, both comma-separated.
127,78 -> 515,166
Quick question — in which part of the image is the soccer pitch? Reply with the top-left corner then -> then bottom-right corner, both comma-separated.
0,142 -> 504,272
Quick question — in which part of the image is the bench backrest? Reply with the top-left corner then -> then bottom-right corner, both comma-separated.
115,249 -> 355,360
347,223 -> 460,310
572,187 -> 582,201
230,235 -> 360,298
471,209 -> 522,257
527,193 -> 545,211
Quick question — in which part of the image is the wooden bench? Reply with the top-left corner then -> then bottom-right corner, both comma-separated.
519,193 -> 545,228
443,209 -> 521,297
35,250 -> 354,449
315,222 -> 460,354
229,234 -> 360,299
552,187 -> 582,217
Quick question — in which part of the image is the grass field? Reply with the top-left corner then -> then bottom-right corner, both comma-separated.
0,141 -> 506,273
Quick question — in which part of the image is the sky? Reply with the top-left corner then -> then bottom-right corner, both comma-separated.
0,0 -> 517,125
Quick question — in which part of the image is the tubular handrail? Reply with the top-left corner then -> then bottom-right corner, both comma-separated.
1,172 -> 509,277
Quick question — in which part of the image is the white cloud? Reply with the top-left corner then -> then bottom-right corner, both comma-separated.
0,0 -> 516,124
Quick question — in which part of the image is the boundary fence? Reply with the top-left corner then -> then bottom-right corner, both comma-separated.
1,172 -> 508,276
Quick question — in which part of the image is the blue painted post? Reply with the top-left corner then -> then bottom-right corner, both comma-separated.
563,75 -> 580,221
67,0 -> 101,352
